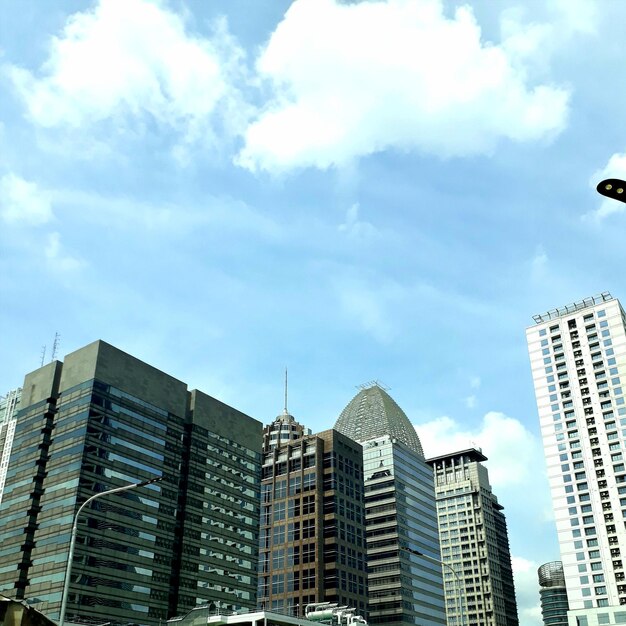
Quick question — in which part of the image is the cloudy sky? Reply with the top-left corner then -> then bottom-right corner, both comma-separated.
2,0 -> 626,622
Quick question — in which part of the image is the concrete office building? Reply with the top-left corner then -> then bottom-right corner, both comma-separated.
259,426 -> 368,617
0,388 -> 21,507
334,384 -> 446,626
538,562 -> 569,626
0,340 -> 262,626
527,293 -> 626,626
427,449 -> 518,626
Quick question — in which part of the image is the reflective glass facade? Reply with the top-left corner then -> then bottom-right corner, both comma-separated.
0,340 -> 261,626
362,436 -> 446,626
334,384 -> 445,626
258,429 -> 367,617
538,561 -> 569,626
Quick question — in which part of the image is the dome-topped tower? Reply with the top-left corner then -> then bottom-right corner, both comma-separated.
334,383 -> 424,457
262,369 -> 309,452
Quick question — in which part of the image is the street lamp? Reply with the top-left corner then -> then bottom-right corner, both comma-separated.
405,547 -> 465,626
58,477 -> 162,626
596,178 -> 626,204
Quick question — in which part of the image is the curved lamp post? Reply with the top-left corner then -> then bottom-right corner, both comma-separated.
58,477 -> 162,626
405,547 -> 465,626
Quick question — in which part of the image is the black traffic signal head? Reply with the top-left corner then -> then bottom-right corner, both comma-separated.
597,178 -> 626,204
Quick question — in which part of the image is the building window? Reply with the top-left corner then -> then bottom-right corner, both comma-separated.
273,525 -> 285,545
272,550 -> 285,570
273,502 -> 286,521
274,480 -> 287,499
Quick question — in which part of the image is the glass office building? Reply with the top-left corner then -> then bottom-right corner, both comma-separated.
0,340 -> 261,626
335,384 -> 446,626
538,562 -> 569,626
258,428 -> 367,617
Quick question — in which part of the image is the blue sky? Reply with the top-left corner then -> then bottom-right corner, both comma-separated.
2,0 -> 626,622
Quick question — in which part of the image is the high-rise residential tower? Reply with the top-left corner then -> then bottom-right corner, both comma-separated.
258,427 -> 368,617
334,383 -> 446,626
0,340 -> 262,626
427,448 -> 519,626
527,293 -> 626,625
0,388 -> 21,507
538,561 -> 569,626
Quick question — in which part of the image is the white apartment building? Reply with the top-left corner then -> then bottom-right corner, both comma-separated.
527,293 -> 626,626
0,388 -> 21,507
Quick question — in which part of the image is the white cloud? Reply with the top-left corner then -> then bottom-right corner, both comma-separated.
470,376 -> 481,390
511,556 -> 543,626
464,395 -> 476,409
586,153 -> 626,220
333,275 -> 406,343
500,0 -> 598,69
0,174 -> 53,225
550,0 -> 598,36
237,0 -> 569,172
45,232 -> 83,272
338,203 -> 376,239
7,0 -> 247,144
52,187 -> 281,239
418,411 -> 540,488
531,245 -> 548,281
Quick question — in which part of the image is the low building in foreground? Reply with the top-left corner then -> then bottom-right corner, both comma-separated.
168,603 -> 367,626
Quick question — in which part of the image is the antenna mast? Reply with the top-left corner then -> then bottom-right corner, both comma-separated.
51,332 -> 60,362
284,368 -> 288,414
40,345 -> 46,368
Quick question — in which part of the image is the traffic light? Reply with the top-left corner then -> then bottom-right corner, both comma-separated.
596,178 -> 626,204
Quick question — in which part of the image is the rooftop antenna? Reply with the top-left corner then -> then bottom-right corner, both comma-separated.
40,345 -> 47,368
356,380 -> 390,391
284,368 -> 288,414
51,332 -> 60,362
470,439 -> 482,453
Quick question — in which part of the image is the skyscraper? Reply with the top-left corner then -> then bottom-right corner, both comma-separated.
0,340 -> 262,626
262,373 -> 310,453
0,388 -> 21,507
334,384 -> 446,626
538,561 -> 569,626
259,426 -> 368,617
427,448 -> 518,626
527,293 -> 626,625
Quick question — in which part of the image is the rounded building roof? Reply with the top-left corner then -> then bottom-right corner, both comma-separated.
334,384 -> 424,458
538,561 -> 565,588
